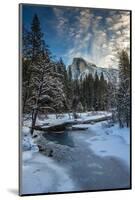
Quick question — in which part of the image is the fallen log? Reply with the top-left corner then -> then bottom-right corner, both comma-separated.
71,126 -> 88,131
33,115 -> 112,133
34,122 -> 67,133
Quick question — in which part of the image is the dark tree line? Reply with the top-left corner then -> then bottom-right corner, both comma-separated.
69,72 -> 115,114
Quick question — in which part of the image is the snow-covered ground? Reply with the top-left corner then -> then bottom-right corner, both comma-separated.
22,152 -> 75,194
72,122 -> 130,168
21,127 -> 75,195
21,112 -> 130,194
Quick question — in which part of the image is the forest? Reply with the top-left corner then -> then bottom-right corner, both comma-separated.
22,14 -> 130,135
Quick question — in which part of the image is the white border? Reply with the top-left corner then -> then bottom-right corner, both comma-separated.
0,0 -> 134,199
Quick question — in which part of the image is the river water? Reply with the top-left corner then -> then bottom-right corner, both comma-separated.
40,128 -> 130,192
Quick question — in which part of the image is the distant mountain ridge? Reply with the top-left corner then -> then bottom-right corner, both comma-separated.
68,57 -> 118,83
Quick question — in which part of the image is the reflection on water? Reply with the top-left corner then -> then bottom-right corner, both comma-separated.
43,130 -> 74,147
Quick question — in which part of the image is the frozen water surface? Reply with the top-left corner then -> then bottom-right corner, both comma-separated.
21,117 -> 130,194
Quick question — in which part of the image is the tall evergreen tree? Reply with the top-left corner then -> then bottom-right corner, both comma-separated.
87,74 -> 94,110
22,14 -> 44,113
27,55 -> 65,135
94,72 -> 100,111
99,72 -> 108,110
117,50 -> 130,127
66,66 -> 74,114
22,14 -> 68,134
30,14 -> 44,61
22,26 -> 32,60
55,58 -> 69,112
22,14 -> 52,114
22,28 -> 33,113
107,82 -> 117,110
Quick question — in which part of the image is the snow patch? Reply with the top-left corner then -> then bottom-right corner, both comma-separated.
21,128 -> 75,195
85,122 -> 130,168
22,151 -> 75,194
72,124 -> 90,128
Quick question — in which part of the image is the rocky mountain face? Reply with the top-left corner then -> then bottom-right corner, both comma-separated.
68,57 -> 118,83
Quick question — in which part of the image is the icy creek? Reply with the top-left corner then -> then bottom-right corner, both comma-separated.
21,122 -> 130,194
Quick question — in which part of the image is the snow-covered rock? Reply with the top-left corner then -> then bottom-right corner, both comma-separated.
22,127 -> 39,152
68,57 -> 118,83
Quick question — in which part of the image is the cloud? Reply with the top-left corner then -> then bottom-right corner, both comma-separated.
53,7 -> 130,68
107,12 -> 130,52
52,7 -> 69,35
87,11 -> 130,68
63,9 -> 94,63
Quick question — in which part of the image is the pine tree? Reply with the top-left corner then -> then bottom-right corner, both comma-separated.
22,26 -> 32,60
80,77 -> 87,111
30,14 -> 43,61
66,66 -> 74,115
22,27 -> 33,113
94,72 -> 100,111
117,50 -> 130,127
76,101 -> 83,113
107,82 -> 117,110
84,76 -> 89,110
99,72 -> 108,110
87,74 -> 94,111
22,14 -> 45,113
22,58 -> 32,113
56,58 -> 70,112
27,55 -> 65,135
72,95 -> 80,118
22,14 -> 67,134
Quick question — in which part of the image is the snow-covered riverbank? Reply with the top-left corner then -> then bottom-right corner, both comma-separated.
22,151 -> 75,194
21,127 -> 75,195
21,112 -> 130,194
71,122 -> 130,168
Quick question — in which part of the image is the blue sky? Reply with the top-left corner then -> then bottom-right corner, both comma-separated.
22,5 -> 130,68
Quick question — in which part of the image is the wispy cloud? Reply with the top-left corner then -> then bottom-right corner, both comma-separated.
53,7 -> 130,68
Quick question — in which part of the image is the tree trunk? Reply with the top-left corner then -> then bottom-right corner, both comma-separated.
23,71 -> 32,113
31,108 -> 38,135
